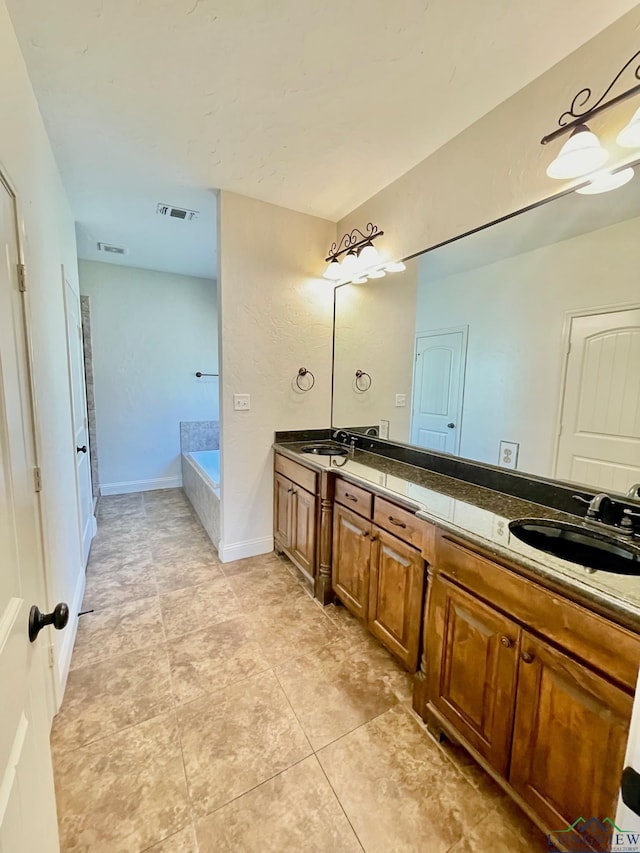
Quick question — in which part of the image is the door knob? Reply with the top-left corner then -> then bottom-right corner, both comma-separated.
77,445 -> 87,454
28,603 -> 69,642
447,423 -> 455,429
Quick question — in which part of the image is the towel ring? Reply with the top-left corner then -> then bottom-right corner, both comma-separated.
296,367 -> 315,391
355,370 -> 372,392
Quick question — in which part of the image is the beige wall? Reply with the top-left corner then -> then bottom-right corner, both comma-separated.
333,262 -> 417,438
218,192 -> 335,560
0,0 -> 82,703
338,7 -> 640,265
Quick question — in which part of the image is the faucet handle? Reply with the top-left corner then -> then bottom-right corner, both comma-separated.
623,508 -> 640,520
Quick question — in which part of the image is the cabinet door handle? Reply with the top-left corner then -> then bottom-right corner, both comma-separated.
370,534 -> 378,542
344,493 -> 358,502
500,636 -> 513,649
388,516 -> 407,529
287,487 -> 294,494
521,651 -> 534,664
360,530 -> 369,538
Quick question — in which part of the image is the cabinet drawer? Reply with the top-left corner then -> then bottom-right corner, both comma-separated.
436,533 -> 640,692
275,453 -> 317,494
335,479 -> 373,518
374,497 -> 424,550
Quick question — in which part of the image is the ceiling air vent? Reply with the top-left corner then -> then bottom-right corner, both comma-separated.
97,242 -> 127,255
156,203 -> 199,221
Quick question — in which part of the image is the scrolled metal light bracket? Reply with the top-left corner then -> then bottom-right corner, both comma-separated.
541,49 -> 640,146
325,223 -> 384,263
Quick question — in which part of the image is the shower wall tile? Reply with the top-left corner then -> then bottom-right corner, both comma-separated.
81,296 -> 100,499
180,421 -> 220,453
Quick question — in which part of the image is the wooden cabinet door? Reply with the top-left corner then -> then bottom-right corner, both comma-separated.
368,528 -> 425,671
510,632 -> 632,839
290,486 -> 317,578
332,503 -> 371,620
427,576 -> 520,775
274,473 -> 293,549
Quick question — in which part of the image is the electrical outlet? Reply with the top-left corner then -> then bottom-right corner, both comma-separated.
233,394 -> 251,411
379,419 -> 390,439
498,440 -> 519,469
395,394 -> 406,408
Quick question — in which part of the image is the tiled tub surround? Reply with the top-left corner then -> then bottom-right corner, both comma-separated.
180,420 -> 220,454
52,489 -> 542,852
274,441 -> 640,630
182,450 -> 220,551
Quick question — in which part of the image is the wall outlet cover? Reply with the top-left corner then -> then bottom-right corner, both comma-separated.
379,419 -> 390,439
395,394 -> 406,408
498,440 -> 519,470
233,393 -> 251,411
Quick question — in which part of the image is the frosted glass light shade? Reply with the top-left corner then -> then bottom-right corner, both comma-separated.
322,258 -> 342,280
358,243 -> 381,269
350,275 -> 368,284
367,269 -> 386,278
546,124 -> 608,179
576,166 -> 634,195
341,250 -> 358,275
617,107 -> 640,148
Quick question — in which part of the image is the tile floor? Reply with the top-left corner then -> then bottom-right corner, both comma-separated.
52,489 -> 545,852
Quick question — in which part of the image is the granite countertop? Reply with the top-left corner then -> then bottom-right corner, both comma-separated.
274,441 -> 640,631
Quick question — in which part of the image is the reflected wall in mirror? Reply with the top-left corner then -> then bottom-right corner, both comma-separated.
332,166 -> 640,496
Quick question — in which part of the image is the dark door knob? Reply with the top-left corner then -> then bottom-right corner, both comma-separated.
447,423 -> 455,429
77,445 -> 87,454
29,603 -> 69,642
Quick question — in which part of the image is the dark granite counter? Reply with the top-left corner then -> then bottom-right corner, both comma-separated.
274,441 -> 640,631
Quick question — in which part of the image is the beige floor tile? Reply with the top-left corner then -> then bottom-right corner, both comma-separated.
250,594 -> 344,666
446,800 -> 545,853
178,669 -> 312,816
97,493 -> 145,519
167,617 -> 270,704
70,595 -> 165,669
82,558 -> 158,610
55,712 -> 190,853
52,646 -> 174,752
143,488 -> 189,506
147,515 -> 208,540
154,553 -> 222,594
225,559 -> 308,611
196,756 -> 361,852
276,635 -> 408,749
160,577 -> 242,639
318,705 -> 499,853
87,541 -> 153,575
151,534 -> 218,564
144,824 -> 199,853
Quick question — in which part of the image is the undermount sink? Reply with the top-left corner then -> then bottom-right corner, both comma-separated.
301,444 -> 349,457
509,518 -> 640,575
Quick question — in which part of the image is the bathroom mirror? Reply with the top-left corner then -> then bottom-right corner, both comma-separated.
332,163 -> 640,496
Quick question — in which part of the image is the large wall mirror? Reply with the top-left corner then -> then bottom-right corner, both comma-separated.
332,166 -> 640,496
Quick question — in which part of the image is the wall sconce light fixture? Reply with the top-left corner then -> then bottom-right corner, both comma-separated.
323,223 -> 406,284
542,50 -> 640,192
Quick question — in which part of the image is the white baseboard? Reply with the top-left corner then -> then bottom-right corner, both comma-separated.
218,535 -> 274,563
54,564 -> 86,709
100,476 -> 182,496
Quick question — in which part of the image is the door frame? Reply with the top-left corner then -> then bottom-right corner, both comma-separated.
551,300 -> 640,482
410,324 -> 468,455
0,160 -> 58,720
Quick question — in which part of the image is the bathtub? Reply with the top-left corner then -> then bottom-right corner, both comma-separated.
182,450 -> 220,550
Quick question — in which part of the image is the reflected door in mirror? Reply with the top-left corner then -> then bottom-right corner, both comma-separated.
411,327 -> 467,454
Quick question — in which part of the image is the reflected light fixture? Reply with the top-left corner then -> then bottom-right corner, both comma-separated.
322,222 -> 407,285
541,50 -> 640,190
576,166 -> 634,195
617,106 -> 640,148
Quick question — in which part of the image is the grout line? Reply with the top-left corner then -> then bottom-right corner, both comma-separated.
314,756 -> 366,851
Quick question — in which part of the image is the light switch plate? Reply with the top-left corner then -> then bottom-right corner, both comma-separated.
498,440 -> 519,469
395,394 -> 406,408
379,419 -> 390,439
233,394 -> 251,411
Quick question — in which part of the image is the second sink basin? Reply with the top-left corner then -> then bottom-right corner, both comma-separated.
509,518 -> 640,575
301,444 -> 349,457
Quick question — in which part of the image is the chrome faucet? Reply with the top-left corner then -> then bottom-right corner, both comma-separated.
332,429 -> 349,444
627,483 -> 640,500
573,492 -> 613,521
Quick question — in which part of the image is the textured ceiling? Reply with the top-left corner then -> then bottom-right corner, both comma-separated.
6,0 -> 638,278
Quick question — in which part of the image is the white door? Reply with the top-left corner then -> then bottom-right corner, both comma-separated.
410,327 -> 467,453
63,277 -> 95,566
556,308 -> 640,493
0,177 -> 60,850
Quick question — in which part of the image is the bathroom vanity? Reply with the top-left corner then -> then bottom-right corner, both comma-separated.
273,440 -> 640,846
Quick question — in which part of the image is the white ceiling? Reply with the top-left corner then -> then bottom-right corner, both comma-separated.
6,0 -> 638,279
